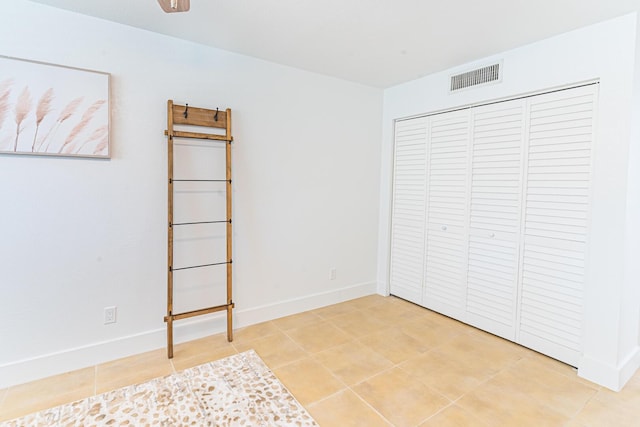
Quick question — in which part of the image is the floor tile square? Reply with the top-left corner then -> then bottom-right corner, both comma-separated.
399,349 -> 498,400
271,310 -> 323,331
308,389 -> 391,427
232,320 -> 280,343
311,300 -> 359,319
353,367 -> 450,427
286,321 -> 351,353
571,396 -> 639,427
493,357 -> 598,417
400,317 -> 461,349
435,332 -> 522,369
171,333 -> 237,371
273,358 -> 345,405
359,328 -> 430,364
362,298 -> 427,324
457,379 -> 569,426
419,404 -> 490,427
96,349 -> 173,394
329,310 -> 390,337
233,331 -> 307,368
0,388 -> 6,410
343,294 -> 389,310
314,341 -> 393,385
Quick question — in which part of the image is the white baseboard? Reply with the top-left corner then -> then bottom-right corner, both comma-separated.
618,346 -> 640,388
578,346 -> 640,391
376,280 -> 390,296
0,281 -> 377,388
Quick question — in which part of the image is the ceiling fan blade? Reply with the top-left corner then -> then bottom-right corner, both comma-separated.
157,0 -> 190,13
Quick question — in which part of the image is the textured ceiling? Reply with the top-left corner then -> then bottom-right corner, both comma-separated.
27,0 -> 640,88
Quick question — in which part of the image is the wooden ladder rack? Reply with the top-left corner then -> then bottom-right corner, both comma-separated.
164,100 -> 234,358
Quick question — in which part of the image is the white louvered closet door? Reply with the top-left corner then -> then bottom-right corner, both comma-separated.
518,85 -> 597,366
389,117 -> 428,304
423,110 -> 471,319
466,99 -> 525,340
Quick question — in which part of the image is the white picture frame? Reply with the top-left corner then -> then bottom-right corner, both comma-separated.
0,55 -> 110,159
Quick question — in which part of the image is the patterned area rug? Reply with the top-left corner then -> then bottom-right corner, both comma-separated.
1,350 -> 318,426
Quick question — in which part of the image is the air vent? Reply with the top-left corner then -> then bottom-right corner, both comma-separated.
450,63 -> 501,92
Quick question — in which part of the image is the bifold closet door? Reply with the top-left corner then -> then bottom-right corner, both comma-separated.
389,84 -> 596,367
518,84 -> 596,366
465,99 -> 525,340
422,110 -> 470,319
389,117 -> 428,304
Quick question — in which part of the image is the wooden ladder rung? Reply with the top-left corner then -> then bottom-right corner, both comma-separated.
165,303 -> 235,322
165,129 -> 232,142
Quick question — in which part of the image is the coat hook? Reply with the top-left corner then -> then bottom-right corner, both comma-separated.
214,107 -> 219,121
183,103 -> 189,119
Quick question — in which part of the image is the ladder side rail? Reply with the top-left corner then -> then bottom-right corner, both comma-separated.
167,100 -> 175,358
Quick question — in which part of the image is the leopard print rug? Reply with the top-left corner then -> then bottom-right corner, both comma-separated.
1,350 -> 318,426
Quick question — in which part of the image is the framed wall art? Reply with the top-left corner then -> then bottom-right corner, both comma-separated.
0,55 -> 110,159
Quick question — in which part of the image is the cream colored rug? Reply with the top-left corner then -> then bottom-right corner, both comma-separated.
2,350 -> 318,426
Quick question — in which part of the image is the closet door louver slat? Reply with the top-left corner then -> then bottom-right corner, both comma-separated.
389,118 -> 428,304
465,100 -> 525,339
518,85 -> 596,366
423,111 -> 470,318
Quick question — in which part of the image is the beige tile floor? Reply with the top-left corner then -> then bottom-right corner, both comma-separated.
1,294 -> 639,426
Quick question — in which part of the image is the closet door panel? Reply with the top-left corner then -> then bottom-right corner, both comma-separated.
465,99 -> 525,339
389,117 -> 428,304
518,85 -> 596,366
423,111 -> 470,318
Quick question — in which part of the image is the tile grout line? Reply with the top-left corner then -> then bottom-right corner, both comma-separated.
446,353 -> 578,425
409,352 -> 517,427
393,361 -> 458,425
274,319 -> 353,364
270,312 -> 357,419
268,312 -> 373,415
416,401 -> 457,426
304,324 -> 442,426
288,300 -> 457,424
235,323 -> 309,369
338,344 -> 450,427
273,327 -> 315,368
299,353 -> 395,426
566,384 -> 600,423
345,385 -> 395,426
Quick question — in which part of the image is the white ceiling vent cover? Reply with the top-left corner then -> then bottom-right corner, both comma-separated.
450,63 -> 501,92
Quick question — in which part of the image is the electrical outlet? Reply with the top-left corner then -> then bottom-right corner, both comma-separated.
329,268 -> 336,280
104,306 -> 117,324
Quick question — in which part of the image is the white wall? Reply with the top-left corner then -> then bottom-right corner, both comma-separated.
378,13 -> 640,390
0,0 -> 382,387
622,11 -> 640,382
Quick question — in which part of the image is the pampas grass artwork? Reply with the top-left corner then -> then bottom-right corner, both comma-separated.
0,56 -> 110,158
32,87 -> 54,151
39,96 -> 83,153
0,79 -> 12,128
0,79 -> 13,151
13,86 -> 32,151
59,99 -> 106,154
